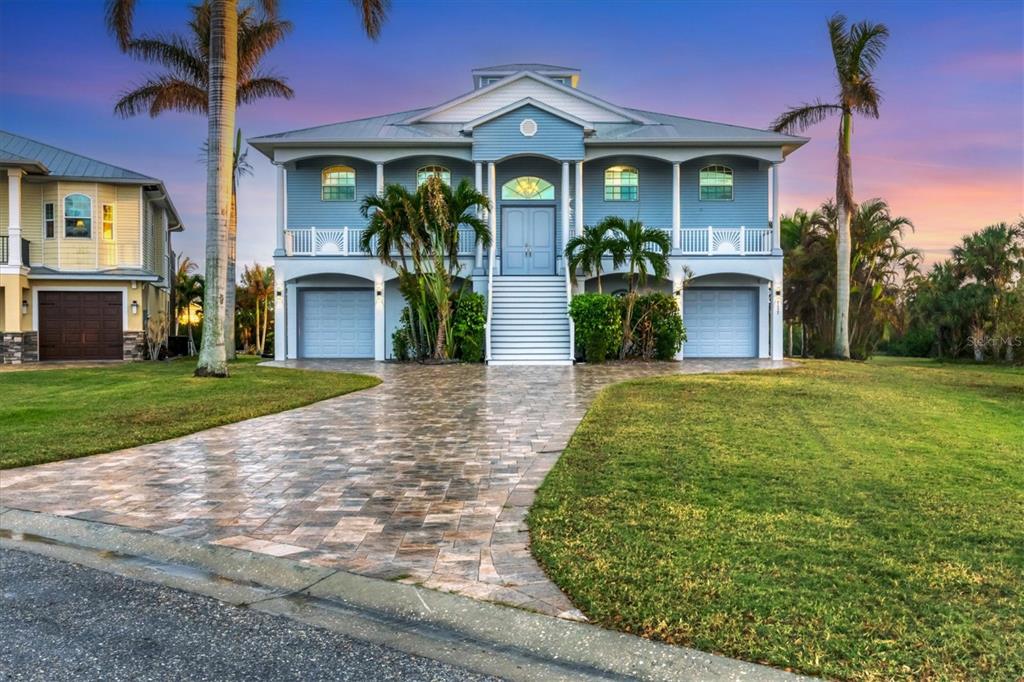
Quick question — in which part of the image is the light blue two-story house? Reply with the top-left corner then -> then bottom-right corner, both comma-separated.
250,64 -> 806,365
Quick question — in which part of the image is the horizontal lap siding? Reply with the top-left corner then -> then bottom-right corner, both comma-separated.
116,186 -> 141,267
583,156 -> 672,228
473,105 -> 584,161
682,156 -> 768,228
288,157 -> 376,229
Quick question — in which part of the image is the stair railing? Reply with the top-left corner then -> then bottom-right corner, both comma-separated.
484,219 -> 497,363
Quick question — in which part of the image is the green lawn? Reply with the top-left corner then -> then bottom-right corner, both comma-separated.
528,358 -> 1024,680
0,357 -> 379,469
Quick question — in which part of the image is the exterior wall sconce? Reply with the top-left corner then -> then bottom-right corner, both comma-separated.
276,288 -> 282,297
375,288 -> 383,298
131,300 -> 139,315
21,299 -> 28,315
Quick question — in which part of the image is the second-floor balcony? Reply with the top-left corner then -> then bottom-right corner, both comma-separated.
285,226 -> 480,257
566,226 -> 774,256
0,236 -> 30,266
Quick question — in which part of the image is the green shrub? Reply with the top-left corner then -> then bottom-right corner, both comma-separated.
452,291 -> 486,362
627,293 -> 685,360
883,324 -> 936,357
569,294 -> 622,362
391,308 -> 413,361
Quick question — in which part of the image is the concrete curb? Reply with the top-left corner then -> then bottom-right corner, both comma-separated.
0,508 -> 805,681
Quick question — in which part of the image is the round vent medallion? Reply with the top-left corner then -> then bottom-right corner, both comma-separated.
519,118 -> 538,137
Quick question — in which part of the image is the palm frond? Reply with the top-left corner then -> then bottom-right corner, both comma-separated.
238,14 -> 293,80
105,0 -> 137,51
115,77 -> 207,118
125,35 -> 205,85
848,20 -> 890,76
848,76 -> 882,118
237,75 -> 294,105
827,14 -> 850,80
771,101 -> 842,133
353,0 -> 389,40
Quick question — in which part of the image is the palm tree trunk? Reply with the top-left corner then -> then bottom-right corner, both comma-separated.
788,323 -> 793,357
262,296 -> 270,355
224,182 -> 238,360
253,295 -> 260,355
195,0 -> 237,377
833,110 -> 853,359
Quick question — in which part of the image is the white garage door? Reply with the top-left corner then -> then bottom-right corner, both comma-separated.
683,288 -> 758,358
299,289 -> 374,358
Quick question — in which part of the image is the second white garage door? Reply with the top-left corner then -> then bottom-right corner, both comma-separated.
683,288 -> 758,358
299,289 -> 374,358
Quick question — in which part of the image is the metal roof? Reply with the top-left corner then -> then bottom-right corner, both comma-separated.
0,130 -> 158,181
472,63 -> 579,74
249,71 -> 807,154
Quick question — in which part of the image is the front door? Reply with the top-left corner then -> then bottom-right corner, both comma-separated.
502,206 -> 555,275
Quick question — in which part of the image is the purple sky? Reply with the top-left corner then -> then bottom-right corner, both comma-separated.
1,0 -> 1021,269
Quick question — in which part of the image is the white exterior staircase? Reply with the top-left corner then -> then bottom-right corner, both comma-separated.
488,275 -> 572,365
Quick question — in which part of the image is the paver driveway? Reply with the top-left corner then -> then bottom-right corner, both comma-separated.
1,359 -> 787,618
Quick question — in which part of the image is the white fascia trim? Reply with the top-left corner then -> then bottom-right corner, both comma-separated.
28,271 -> 160,281
460,98 -> 595,133
32,286 -> 129,331
402,72 -> 653,125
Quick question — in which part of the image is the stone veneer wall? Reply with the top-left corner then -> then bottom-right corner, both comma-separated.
1,332 -> 39,364
123,331 -> 146,361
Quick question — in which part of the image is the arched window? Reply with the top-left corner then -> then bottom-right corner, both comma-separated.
604,165 -> 638,201
699,165 -> 733,201
501,176 -> 554,200
417,165 -> 451,187
64,193 -> 92,238
322,165 -> 356,201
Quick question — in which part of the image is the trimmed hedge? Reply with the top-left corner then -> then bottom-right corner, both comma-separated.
568,292 -> 685,362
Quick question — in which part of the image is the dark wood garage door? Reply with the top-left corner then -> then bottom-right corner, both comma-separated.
39,291 -> 123,360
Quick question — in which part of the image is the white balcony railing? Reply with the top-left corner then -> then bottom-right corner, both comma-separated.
285,226 -> 479,257
563,226 -> 771,256
679,226 -> 772,255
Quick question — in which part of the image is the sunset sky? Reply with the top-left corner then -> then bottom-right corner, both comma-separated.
1,0 -> 1021,269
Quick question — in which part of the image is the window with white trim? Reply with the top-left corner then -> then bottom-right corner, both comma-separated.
699,165 -> 733,201
44,202 -> 55,239
417,165 -> 451,187
604,166 -> 638,201
322,165 -> 356,201
102,204 -> 115,240
64,193 -> 92,238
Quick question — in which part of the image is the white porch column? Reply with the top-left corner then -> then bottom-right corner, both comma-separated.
772,163 -> 781,253
771,278 -> 784,361
376,163 -> 384,195
671,162 -> 681,251
275,164 -> 286,256
374,275 -> 385,361
7,168 -> 24,267
561,162 -> 570,273
274,270 -> 286,361
574,161 -> 583,236
474,162 -> 484,269
487,162 -> 496,267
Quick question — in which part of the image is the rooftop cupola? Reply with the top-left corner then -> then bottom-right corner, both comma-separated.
471,63 -> 580,90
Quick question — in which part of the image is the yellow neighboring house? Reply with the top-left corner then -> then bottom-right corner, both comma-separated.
0,131 -> 184,364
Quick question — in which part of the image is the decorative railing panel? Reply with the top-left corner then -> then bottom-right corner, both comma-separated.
285,227 -> 478,257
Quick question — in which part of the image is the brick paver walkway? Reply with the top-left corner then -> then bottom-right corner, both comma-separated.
1,359 -> 788,618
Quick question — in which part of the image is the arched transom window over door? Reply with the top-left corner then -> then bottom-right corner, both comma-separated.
501,176 -> 555,200
699,165 -> 733,201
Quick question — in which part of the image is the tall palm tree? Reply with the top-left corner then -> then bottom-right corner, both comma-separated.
113,0 -> 292,368
564,221 -> 626,293
772,14 -> 890,359
107,0 -> 389,376
240,263 -> 273,354
174,263 -> 204,355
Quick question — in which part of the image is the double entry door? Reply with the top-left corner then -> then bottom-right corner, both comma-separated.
501,206 -> 555,275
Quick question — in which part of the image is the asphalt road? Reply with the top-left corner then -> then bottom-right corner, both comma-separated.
0,548 -> 500,681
